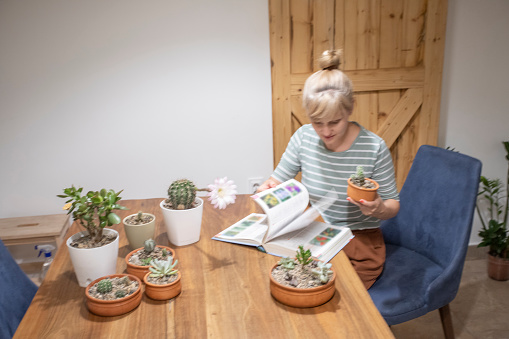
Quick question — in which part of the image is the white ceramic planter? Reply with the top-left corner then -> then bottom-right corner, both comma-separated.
160,197 -> 203,246
66,228 -> 119,287
123,213 -> 156,250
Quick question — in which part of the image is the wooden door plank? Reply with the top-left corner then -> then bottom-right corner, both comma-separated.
269,0 -> 293,166
290,66 -> 424,94
291,0 -> 313,73
313,0 -> 335,68
376,88 -> 423,148
419,0 -> 447,146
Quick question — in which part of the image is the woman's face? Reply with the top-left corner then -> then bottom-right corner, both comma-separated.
310,110 -> 352,151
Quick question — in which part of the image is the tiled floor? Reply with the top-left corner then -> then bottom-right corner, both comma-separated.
391,248 -> 509,339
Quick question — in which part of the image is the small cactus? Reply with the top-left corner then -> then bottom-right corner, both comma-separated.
144,238 -> 156,253
96,279 -> 113,294
136,211 -> 143,222
115,290 -> 127,298
167,179 -> 197,210
350,166 -> 366,186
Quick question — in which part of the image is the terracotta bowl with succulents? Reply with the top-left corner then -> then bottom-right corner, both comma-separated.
85,274 -> 142,316
143,258 -> 182,300
269,246 -> 336,308
125,239 -> 176,281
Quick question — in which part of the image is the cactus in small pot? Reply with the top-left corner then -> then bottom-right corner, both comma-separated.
347,166 -> 379,202
167,179 -> 198,210
349,166 -> 375,189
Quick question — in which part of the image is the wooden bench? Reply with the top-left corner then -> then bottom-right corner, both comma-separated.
0,214 -> 71,248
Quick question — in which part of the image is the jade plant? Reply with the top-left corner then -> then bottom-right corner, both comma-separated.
58,186 -> 127,244
164,177 -> 237,210
476,141 -> 509,259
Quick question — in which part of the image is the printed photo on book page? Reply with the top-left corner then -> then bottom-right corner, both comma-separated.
251,179 -> 309,239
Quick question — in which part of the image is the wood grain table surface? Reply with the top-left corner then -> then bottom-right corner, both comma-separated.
14,195 -> 394,338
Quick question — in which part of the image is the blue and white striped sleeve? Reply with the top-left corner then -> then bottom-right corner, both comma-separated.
372,140 -> 399,201
272,129 -> 303,182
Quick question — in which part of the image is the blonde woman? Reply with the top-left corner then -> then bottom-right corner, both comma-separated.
259,50 -> 400,289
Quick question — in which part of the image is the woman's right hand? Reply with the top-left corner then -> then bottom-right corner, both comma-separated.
256,177 -> 281,193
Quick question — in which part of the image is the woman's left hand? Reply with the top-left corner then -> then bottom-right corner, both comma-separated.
346,196 -> 400,220
347,195 -> 385,218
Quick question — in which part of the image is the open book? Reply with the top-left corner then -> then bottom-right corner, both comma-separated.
212,179 -> 354,262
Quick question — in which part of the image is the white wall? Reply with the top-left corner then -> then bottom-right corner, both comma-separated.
439,0 -> 509,244
2,0 -> 508,246
0,0 -> 274,218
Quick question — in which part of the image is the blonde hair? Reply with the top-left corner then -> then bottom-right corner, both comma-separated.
302,50 -> 354,121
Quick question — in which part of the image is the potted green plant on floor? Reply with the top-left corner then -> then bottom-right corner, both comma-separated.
476,141 -> 509,281
123,211 -> 157,250
160,177 -> 237,246
347,166 -> 379,202
58,186 -> 128,287
269,245 -> 336,308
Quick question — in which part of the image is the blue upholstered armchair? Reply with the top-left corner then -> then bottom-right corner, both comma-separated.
368,145 -> 482,338
0,239 -> 38,339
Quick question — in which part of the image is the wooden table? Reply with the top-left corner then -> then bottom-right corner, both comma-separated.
14,196 -> 394,338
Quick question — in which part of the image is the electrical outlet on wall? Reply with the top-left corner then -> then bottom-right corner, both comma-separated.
247,177 -> 264,194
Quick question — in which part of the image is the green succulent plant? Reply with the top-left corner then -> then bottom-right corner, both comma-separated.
115,290 -> 127,298
278,257 -> 296,270
350,165 -> 366,185
58,186 -> 127,244
312,262 -> 334,283
295,245 -> 313,266
149,258 -> 178,278
96,279 -> 113,294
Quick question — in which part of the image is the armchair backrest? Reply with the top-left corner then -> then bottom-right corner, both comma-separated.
381,145 -> 482,268
0,239 -> 38,338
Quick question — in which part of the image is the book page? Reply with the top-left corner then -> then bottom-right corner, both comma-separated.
212,214 -> 268,245
265,189 -> 338,242
264,221 -> 353,262
250,179 -> 309,241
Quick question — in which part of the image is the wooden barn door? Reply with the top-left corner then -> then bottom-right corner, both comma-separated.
269,0 -> 447,189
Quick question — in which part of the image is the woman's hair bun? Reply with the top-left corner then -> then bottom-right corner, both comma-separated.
318,50 -> 342,70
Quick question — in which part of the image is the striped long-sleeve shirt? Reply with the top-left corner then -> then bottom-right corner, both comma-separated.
272,123 -> 399,230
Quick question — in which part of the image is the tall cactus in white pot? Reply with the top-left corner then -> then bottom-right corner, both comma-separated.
160,177 -> 237,246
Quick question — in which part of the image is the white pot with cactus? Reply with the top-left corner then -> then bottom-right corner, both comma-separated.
58,186 -> 128,287
160,177 -> 237,246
